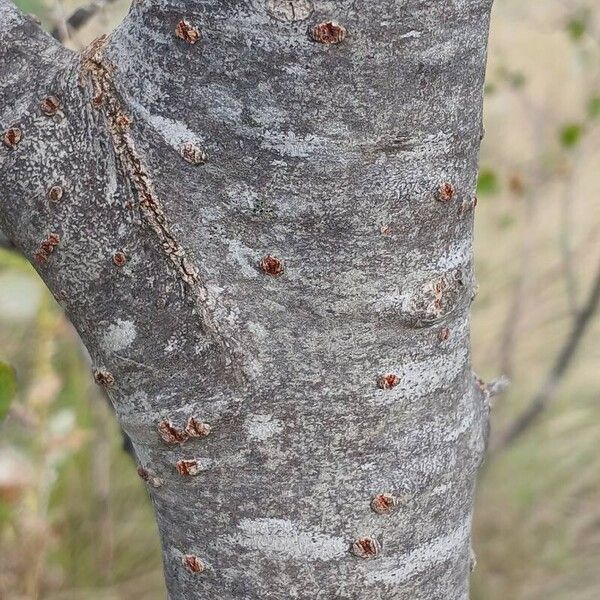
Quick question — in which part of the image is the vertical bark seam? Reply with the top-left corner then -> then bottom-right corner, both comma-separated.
79,36 -> 243,378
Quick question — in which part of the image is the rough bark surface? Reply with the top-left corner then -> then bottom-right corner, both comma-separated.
0,0 -> 493,598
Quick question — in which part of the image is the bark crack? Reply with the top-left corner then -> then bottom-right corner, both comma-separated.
80,36 -> 242,377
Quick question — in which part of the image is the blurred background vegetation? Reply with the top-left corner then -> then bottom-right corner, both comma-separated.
1,0 -> 599,598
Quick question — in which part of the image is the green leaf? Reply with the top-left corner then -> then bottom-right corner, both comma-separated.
0,362 -> 16,423
587,96 -> 600,120
559,123 -> 585,149
477,169 -> 500,196
566,18 -> 586,41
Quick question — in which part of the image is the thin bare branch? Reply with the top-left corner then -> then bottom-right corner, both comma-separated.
487,376 -> 511,399
559,155 -> 581,319
51,0 -> 118,42
492,256 -> 600,452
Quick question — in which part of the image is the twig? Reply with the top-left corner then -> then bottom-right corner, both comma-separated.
559,150 -> 582,319
51,0 -> 70,45
486,376 -> 511,400
51,0 -> 118,42
492,255 -> 600,452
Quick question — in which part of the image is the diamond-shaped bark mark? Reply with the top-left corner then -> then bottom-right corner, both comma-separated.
48,185 -> 64,203
137,466 -> 164,488
312,21 -> 347,44
438,326 -> 450,342
260,255 -> 284,277
351,537 -> 381,559
158,420 -> 188,444
182,554 -> 205,573
33,233 -> 60,264
181,142 -> 207,165
378,373 -> 399,390
113,251 -> 127,267
93,369 -> 115,387
175,19 -> 201,44
3,127 -> 22,149
371,493 -> 398,515
436,182 -> 455,202
40,95 -> 61,116
185,416 -> 211,438
176,459 -> 202,476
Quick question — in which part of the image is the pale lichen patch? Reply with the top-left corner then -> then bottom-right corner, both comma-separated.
231,518 -> 347,561
226,239 -> 260,278
374,346 -> 469,403
245,414 -> 283,442
101,318 -> 137,352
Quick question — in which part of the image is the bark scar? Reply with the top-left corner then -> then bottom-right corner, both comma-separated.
79,37 -> 243,379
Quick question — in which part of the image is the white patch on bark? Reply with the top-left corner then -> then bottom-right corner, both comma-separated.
231,518 -> 348,561
260,129 -> 324,158
245,414 -> 283,442
398,30 -> 423,39
431,483 -> 452,496
101,318 -> 137,352
106,157 -> 119,205
227,239 -> 261,278
366,517 -> 471,585
436,238 -> 472,272
226,183 -> 260,211
164,334 -> 180,354
247,321 -> 268,340
266,0 -> 314,22
392,131 -> 452,159
131,101 -> 202,151
374,347 -> 468,403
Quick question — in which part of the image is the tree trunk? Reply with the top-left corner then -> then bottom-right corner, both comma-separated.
0,0 -> 493,597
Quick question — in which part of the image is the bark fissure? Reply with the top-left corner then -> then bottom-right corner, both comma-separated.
80,35 -> 241,374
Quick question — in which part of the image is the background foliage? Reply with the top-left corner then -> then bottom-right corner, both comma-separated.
1,0 -> 599,597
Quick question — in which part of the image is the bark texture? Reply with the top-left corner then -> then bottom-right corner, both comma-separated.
0,0 -> 493,598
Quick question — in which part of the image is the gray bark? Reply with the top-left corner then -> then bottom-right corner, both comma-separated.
0,0 -> 493,598
0,230 -> 13,249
